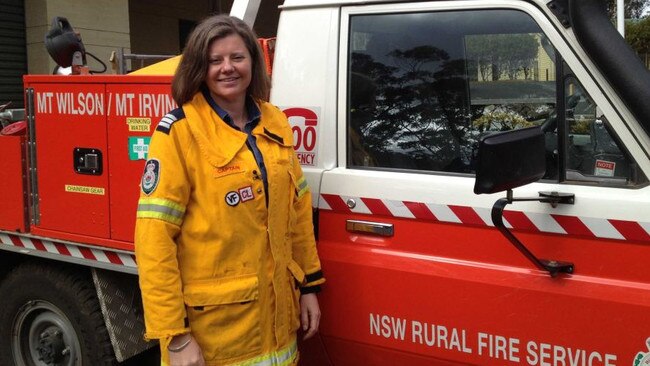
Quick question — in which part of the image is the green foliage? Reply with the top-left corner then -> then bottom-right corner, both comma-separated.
466,34 -> 539,81
626,17 -> 650,54
607,0 -> 649,19
570,120 -> 591,134
473,106 -> 534,131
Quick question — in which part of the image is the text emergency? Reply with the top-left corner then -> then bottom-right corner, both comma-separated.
284,107 -> 319,167
369,313 -> 617,365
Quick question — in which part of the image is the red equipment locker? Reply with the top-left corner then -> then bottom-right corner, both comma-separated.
23,75 -> 174,250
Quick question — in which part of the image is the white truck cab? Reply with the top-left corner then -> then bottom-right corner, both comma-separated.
270,1 -> 650,364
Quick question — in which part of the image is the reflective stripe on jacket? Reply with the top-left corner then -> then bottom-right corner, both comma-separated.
135,91 -> 324,366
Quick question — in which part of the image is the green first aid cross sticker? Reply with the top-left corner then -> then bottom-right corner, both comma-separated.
129,137 -> 151,160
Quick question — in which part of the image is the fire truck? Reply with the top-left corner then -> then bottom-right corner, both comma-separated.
1,0 -> 650,364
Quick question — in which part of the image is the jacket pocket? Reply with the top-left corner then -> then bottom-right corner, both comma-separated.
183,274 -> 261,361
286,260 -> 305,332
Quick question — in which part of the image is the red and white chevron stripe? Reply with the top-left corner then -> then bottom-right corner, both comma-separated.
3,194 -> 648,268
319,194 -> 650,243
0,232 -> 137,272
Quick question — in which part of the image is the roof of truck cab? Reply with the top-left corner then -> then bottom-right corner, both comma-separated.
281,0 -> 547,8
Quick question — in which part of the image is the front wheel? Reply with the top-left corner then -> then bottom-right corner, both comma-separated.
0,262 -> 116,366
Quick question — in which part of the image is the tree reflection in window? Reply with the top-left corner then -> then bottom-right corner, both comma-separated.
347,10 -> 556,175
349,45 -> 469,172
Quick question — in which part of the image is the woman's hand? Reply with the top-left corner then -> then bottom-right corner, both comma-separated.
168,334 -> 205,366
300,293 -> 321,340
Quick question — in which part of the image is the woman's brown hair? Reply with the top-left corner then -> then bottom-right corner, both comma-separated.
171,15 -> 270,106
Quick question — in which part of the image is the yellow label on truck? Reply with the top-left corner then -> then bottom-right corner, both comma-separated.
64,185 -> 106,195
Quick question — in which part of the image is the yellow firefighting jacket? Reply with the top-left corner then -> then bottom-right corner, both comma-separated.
134,91 -> 324,366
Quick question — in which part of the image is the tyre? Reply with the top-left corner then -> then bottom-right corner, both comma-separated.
0,262 -> 116,366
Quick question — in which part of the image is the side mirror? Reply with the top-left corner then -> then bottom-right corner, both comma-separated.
474,126 -> 546,194
473,126 -> 574,277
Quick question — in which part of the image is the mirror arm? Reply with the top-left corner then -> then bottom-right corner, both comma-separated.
491,190 -> 575,277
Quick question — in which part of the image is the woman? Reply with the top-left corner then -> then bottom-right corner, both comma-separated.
135,15 -> 324,366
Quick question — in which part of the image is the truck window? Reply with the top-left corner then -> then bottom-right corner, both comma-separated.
347,9 -> 555,174
561,71 -> 648,186
346,9 -> 647,186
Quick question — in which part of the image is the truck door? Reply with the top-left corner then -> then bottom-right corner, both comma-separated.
317,3 -> 650,365
27,82 -> 110,239
106,82 -> 175,243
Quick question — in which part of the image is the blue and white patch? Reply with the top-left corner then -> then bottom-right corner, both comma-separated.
225,191 -> 240,206
141,159 -> 160,195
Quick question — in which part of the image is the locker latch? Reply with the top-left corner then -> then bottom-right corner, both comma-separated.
73,147 -> 103,175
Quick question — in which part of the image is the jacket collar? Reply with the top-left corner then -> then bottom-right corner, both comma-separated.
200,87 -> 261,130
182,91 -> 293,167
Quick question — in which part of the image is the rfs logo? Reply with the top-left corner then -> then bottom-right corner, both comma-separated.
634,337 -> 650,366
141,159 -> 160,195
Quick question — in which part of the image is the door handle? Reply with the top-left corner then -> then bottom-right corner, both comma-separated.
346,220 -> 394,237
73,147 -> 103,175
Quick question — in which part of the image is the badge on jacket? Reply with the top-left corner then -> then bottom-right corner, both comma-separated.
225,186 -> 255,207
141,159 -> 160,195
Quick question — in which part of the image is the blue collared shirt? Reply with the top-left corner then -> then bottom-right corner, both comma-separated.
202,88 -> 269,205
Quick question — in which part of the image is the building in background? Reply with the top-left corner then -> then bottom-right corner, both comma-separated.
0,0 -> 282,107
1,0 -> 28,107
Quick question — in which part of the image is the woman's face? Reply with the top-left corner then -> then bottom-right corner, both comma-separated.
204,33 -> 252,105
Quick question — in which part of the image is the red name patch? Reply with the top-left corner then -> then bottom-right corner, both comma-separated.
214,165 -> 242,178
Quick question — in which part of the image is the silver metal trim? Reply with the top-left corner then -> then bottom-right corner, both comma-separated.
20,139 -> 29,230
346,219 -> 394,237
25,88 -> 40,225
92,269 -> 154,362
